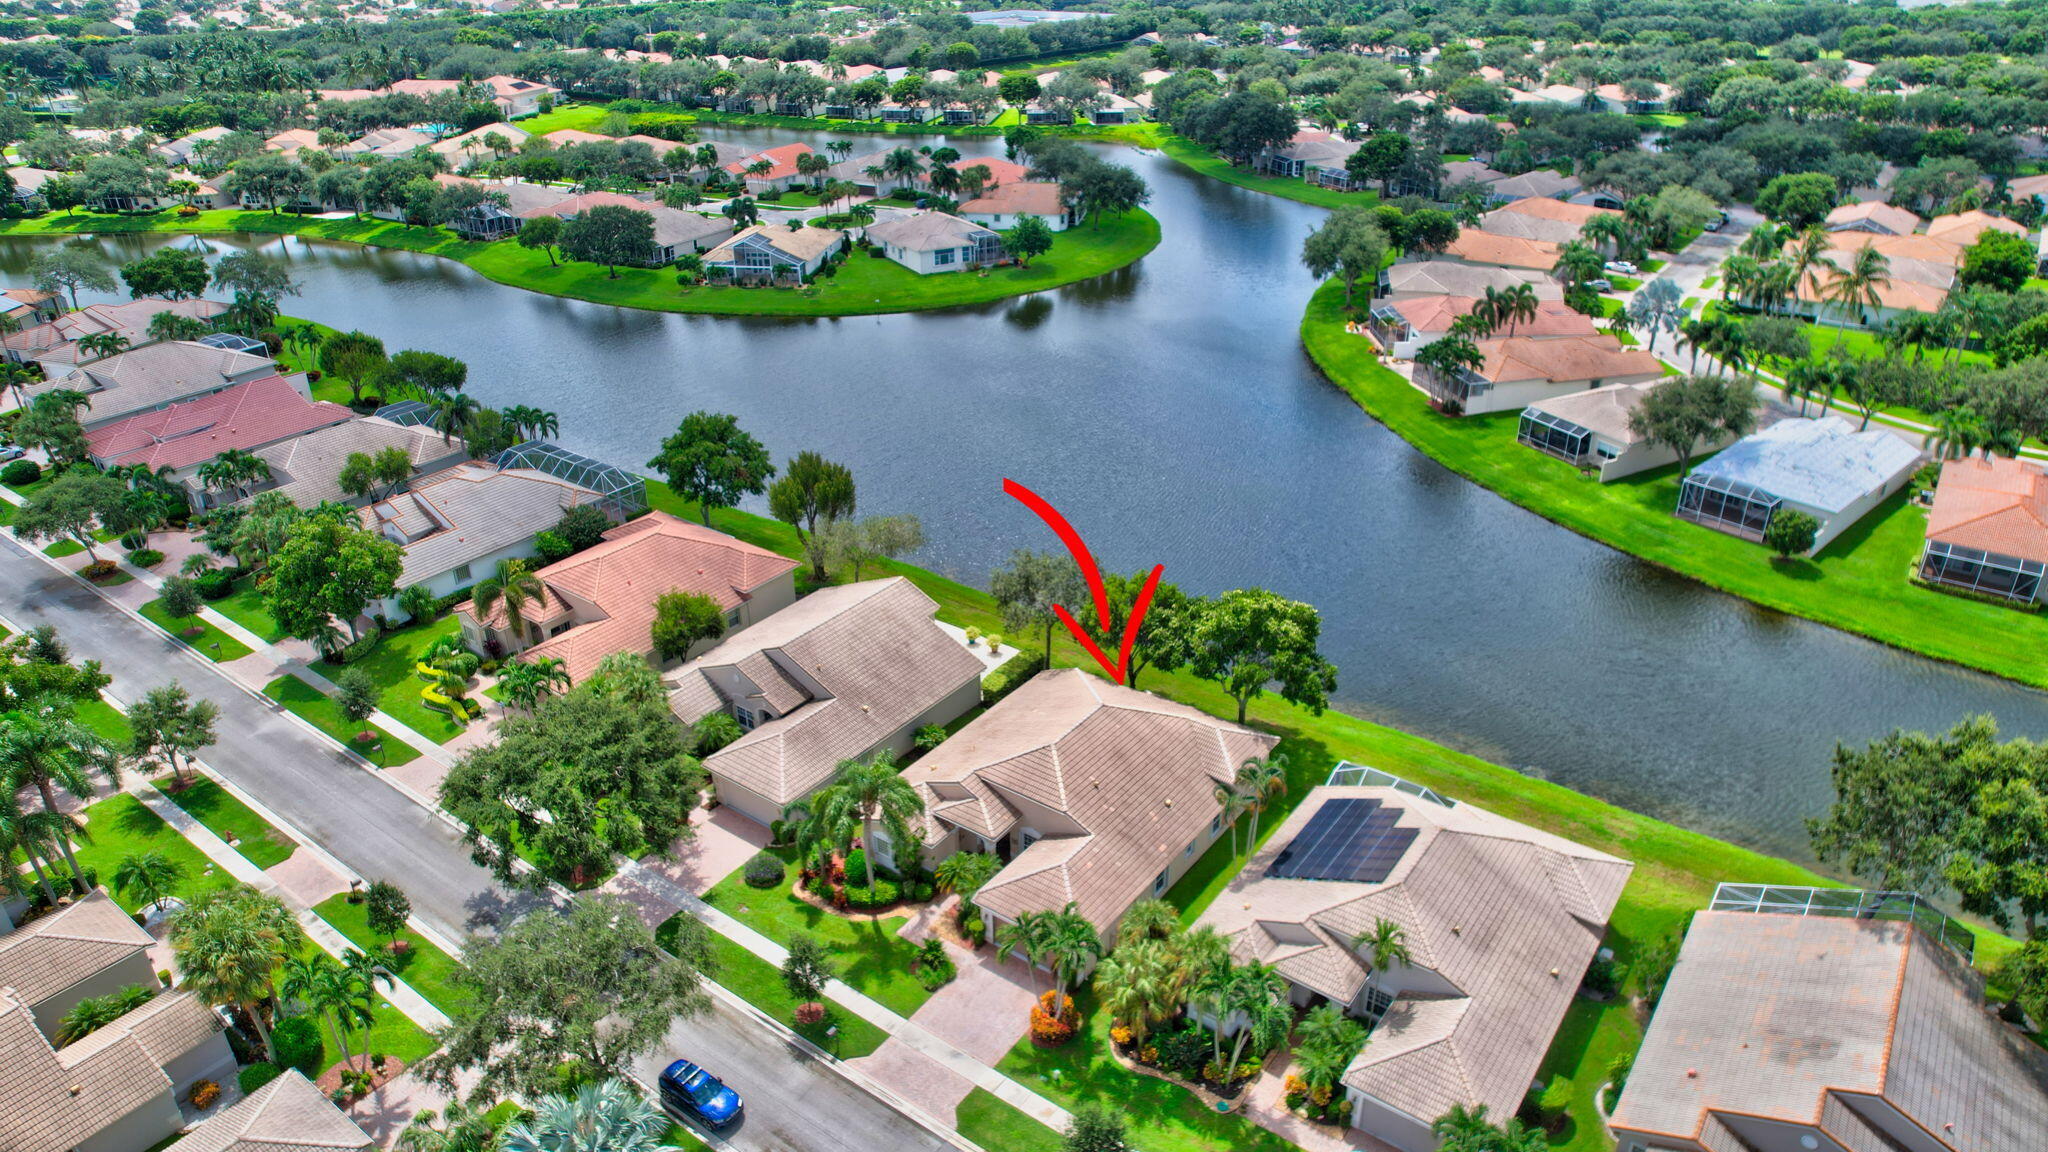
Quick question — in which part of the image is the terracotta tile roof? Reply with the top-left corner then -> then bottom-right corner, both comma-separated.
0,890 -> 151,1005
1438,229 -> 1563,270
85,375 -> 352,472
1924,209 -> 2025,244
1198,784 -> 1631,1128
0,990 -> 169,1152
173,1069 -> 373,1152
495,511 -> 797,685
1477,197 -> 1621,245
905,669 -> 1278,935
1825,200 -> 1923,235
263,128 -> 324,153
960,181 -> 1065,217
1472,335 -> 1662,386
543,128 -> 614,146
1925,455 -> 2048,563
676,578 -> 982,807
945,156 -> 1032,186
724,142 -> 814,181
1611,912 -> 2048,1152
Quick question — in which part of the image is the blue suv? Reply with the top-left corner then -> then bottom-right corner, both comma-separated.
658,1058 -> 743,1129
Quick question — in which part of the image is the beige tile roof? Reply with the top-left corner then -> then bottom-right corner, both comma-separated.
865,211 -> 998,253
677,578 -> 982,806
1925,209 -> 2025,244
1197,784 -> 1631,1127
250,417 -> 469,509
1825,200 -> 1923,235
1925,455 -> 2048,562
363,459 -> 611,589
27,341 -> 275,427
1478,196 -> 1621,245
0,890 -> 152,1005
1611,911 -> 2048,1152
6,298 -> 230,359
429,122 -> 532,159
1382,262 -> 1564,300
495,511 -> 798,685
0,987 -> 171,1152
705,223 -> 847,265
906,669 -> 1279,934
1386,296 -> 1594,341
1438,229 -> 1562,271
118,989 -> 223,1065
172,1069 -> 372,1152
960,181 -> 1065,217
1472,335 -> 1663,386
1523,381 -> 1660,444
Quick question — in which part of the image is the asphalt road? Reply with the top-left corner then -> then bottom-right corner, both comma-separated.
0,534 -> 958,1152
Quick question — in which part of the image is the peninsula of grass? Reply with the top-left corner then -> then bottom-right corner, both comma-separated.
262,674 -> 421,769
1157,134 -> 1382,210
0,205 -> 1160,318
1300,280 -> 2048,692
639,478 -> 2016,1152
137,597 -> 252,662
151,774 -> 296,869
654,914 -> 889,1059
313,891 -> 467,1016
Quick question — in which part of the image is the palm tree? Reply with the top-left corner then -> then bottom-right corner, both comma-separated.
880,146 -> 926,189
1232,753 -> 1288,849
1094,938 -> 1180,1043
432,392 -> 479,444
397,1095 -> 499,1152
113,850 -> 184,914
1579,213 -> 1628,257
1,780 -> 70,904
1293,1037 -> 1354,1094
1118,898 -> 1180,943
1294,1003 -> 1361,1056
814,753 -> 924,890
56,984 -> 157,1045
1432,1103 -> 1497,1152
171,885 -> 307,1061
1496,282 -> 1539,336
500,1078 -> 683,1152
1785,225 -> 1839,314
1040,902 -> 1102,1003
1550,241 -> 1603,287
197,447 -> 273,503
497,655 -> 569,712
1783,359 -> 1836,417
76,331 -> 130,361
501,405 -> 560,441
1828,245 -> 1892,344
1928,405 -> 1983,460
1223,961 -> 1291,1069
1214,780 -> 1253,857
471,559 -> 547,644
996,908 -> 1053,994
1354,917 -> 1411,973
1,701 -> 121,890
933,851 -> 1000,901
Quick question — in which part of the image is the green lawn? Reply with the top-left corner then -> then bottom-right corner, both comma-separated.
0,206 -> 1159,319
282,942 -> 441,1068
210,575 -> 285,644
1301,280 -> 2048,692
313,891 -> 468,1015
1157,135 -> 1381,210
956,1088 -> 1064,1152
697,848 -> 936,1018
262,674 -> 421,769
69,792 -> 237,913
321,615 -> 466,743
74,696 -> 131,747
151,775 -> 296,869
137,598 -> 253,662
655,914 -> 889,1059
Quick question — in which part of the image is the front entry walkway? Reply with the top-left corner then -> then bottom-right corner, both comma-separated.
905,939 -> 1039,1067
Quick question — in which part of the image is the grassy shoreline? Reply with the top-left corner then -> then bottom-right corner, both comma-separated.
0,206 -> 1160,318
1155,135 -> 1374,210
1298,280 -> 2048,692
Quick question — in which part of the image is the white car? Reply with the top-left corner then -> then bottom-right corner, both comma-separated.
1603,260 -> 1638,275
0,445 -> 25,463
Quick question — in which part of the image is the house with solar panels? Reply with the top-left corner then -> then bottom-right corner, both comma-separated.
1675,416 -> 1922,553
1195,762 -> 1632,1152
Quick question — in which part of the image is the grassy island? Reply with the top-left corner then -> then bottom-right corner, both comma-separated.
1298,280 -> 2048,691
0,206 -> 1160,318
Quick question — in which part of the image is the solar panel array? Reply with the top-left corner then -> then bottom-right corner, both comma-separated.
1266,798 -> 1418,884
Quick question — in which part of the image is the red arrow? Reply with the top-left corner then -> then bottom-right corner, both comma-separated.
1004,478 -> 1163,686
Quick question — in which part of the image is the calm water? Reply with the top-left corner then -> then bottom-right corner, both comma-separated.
14,132 -> 2047,864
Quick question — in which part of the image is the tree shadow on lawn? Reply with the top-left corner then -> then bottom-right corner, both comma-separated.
1767,556 -> 1825,581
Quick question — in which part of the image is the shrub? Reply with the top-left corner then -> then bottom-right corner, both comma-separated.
1533,1075 -> 1573,1122
557,504 -> 612,551
743,851 -> 786,888
982,650 -> 1046,706
908,880 -> 934,902
964,626 -> 981,644
694,711 -> 742,755
127,548 -> 164,568
1,459 -> 40,485
961,907 -> 984,939
1582,955 -> 1620,996
913,723 -> 947,752
1029,991 -> 1077,1046
843,878 -> 899,908
187,1079 -> 220,1109
843,848 -> 869,883
1763,509 -> 1820,559
80,560 -> 119,582
1110,1024 -> 1134,1047
238,1063 -> 282,1094
1156,1024 -> 1209,1075
1330,1099 -> 1352,1125
533,529 -> 573,564
193,569 -> 237,600
397,583 -> 438,623
272,1015 -> 324,1077
915,952 -> 956,990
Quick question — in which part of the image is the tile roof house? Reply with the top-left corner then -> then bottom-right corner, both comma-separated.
1609,909 -> 2048,1152
429,122 -> 532,165
1477,196 -> 1622,245
1379,261 -> 1563,301
959,181 -> 1071,232
1924,208 -> 2026,246
335,126 -> 435,159
1418,334 -> 1661,416
1434,228 -> 1563,271
152,125 -> 235,167
704,225 -> 848,284
1481,168 -> 1583,204
1,892 -> 238,1152
523,192 -> 734,265
247,415 -> 470,510
461,510 -> 798,685
865,211 -> 1004,274
1824,199 -> 1922,236
1518,381 -> 1739,481
171,1070 -> 372,1152
5,297 -> 229,367
83,374 -> 353,498
262,128 -> 324,154
902,669 -> 1278,943
724,142 -> 816,192
363,454 -> 624,617
669,577 -> 983,824
1919,454 -> 2048,604
1368,295 -> 1595,359
25,340 -> 280,430
1677,416 -> 1922,552
1197,771 -> 1630,1152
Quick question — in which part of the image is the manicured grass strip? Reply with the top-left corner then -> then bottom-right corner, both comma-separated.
956,1087 -> 1064,1152
69,792 -> 238,913
0,205 -> 1160,319
295,938 -> 441,1067
262,674 -> 421,769
74,696 -> 131,747
1300,280 -> 2048,692
698,850 -> 935,1019
313,891 -> 468,1016
45,538 -> 82,557
318,615 -> 466,744
209,575 -> 285,644
656,915 -> 888,1060
137,598 -> 253,662
152,775 -> 296,869
1157,134 -> 1383,209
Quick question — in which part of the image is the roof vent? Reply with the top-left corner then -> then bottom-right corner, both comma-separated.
1685,1069 -> 1697,1079
69,1084 -> 82,1096
860,703 -> 870,712
1549,967 -> 1560,978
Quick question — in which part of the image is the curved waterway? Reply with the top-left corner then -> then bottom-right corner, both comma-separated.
11,129 -> 2045,863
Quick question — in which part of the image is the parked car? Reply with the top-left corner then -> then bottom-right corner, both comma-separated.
1603,260 -> 1638,275
0,445 -> 24,462
1704,212 -> 1729,232
658,1058 -> 743,1129
1588,278 -> 1614,291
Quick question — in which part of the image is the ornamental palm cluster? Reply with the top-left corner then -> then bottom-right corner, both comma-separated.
498,1078 -> 685,1152
0,694 -> 122,904
170,885 -> 309,1063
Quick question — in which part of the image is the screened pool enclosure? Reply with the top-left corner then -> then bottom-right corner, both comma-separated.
490,441 -> 647,519
1517,408 -> 1592,464
1920,540 -> 2046,604
1676,471 -> 1780,541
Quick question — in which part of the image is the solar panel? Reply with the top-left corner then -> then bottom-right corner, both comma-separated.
1267,798 -> 1416,883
